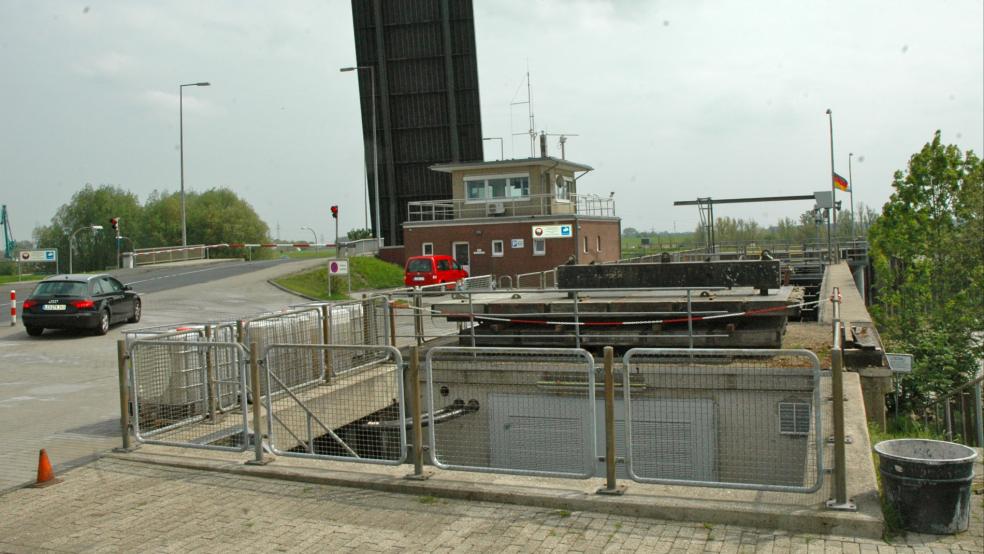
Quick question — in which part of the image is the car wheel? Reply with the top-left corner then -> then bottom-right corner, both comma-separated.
25,326 -> 44,337
94,310 -> 110,336
128,299 -> 142,323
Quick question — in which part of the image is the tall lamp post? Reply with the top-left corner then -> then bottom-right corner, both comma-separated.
848,152 -> 856,239
825,109 -> 836,260
301,226 -> 318,254
69,225 -> 103,274
340,66 -> 380,246
180,81 -> 211,247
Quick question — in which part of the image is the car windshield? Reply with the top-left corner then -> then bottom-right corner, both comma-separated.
406,259 -> 433,273
33,281 -> 88,297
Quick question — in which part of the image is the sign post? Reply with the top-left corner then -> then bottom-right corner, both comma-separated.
17,249 -> 59,277
327,259 -> 350,298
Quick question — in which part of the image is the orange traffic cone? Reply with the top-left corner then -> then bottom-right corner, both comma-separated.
32,449 -> 62,487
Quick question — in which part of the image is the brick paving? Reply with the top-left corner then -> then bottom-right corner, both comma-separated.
0,458 -> 980,553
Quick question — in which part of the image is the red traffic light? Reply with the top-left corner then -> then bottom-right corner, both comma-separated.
330,205 -> 338,219
110,217 -> 119,230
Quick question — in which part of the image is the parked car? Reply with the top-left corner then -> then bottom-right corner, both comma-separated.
21,274 -> 141,336
403,255 -> 468,287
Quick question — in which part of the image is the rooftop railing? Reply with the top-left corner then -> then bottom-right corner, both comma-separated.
407,193 -> 615,222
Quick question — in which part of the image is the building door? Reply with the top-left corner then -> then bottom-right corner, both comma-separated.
453,242 -> 470,274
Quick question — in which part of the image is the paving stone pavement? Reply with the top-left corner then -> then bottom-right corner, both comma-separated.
0,458 -> 980,553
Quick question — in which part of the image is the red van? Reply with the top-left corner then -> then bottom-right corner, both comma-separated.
404,255 -> 469,287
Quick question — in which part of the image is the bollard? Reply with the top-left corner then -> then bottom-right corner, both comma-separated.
405,346 -> 431,480
113,340 -> 136,452
597,346 -> 626,495
245,341 -> 273,465
9,290 -> 15,326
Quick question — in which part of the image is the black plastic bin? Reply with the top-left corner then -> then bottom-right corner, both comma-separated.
874,439 -> 978,534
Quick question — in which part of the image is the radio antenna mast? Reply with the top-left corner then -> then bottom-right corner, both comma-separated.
510,62 -> 535,157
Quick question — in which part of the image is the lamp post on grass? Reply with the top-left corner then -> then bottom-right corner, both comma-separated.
69,225 -> 103,274
180,81 -> 211,247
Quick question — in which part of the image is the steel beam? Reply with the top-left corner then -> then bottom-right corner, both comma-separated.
557,260 -> 781,292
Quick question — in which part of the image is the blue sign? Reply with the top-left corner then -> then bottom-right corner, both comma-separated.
560,225 -> 572,237
45,250 -> 56,260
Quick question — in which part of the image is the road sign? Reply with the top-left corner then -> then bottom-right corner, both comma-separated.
531,224 -> 572,239
886,353 -> 913,373
17,249 -> 57,262
328,259 -> 349,275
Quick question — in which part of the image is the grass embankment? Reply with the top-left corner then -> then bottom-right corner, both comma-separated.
274,256 -> 404,300
0,274 -> 45,284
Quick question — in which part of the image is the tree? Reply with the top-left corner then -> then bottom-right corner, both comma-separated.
33,184 -> 141,272
347,228 -> 373,240
868,131 -> 983,410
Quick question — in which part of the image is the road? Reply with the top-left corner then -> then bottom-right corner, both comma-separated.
0,258 -> 298,325
0,257 -> 324,491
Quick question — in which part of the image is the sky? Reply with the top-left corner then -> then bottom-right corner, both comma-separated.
1,0 -> 981,244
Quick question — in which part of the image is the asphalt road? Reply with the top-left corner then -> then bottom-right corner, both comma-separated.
0,257 -> 295,325
0,257 -> 324,491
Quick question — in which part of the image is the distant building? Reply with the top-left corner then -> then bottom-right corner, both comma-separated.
350,0 -> 484,246
399,157 -> 621,279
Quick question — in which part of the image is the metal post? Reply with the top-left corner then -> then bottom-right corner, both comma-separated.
572,290 -> 581,349
944,401 -> 953,441
597,346 -> 625,495
975,378 -> 984,447
387,300 -> 397,347
467,291 -> 476,348
686,289 -> 694,349
405,346 -> 431,480
204,326 -> 218,422
321,304 -> 333,383
113,340 -> 135,452
827,288 -> 855,511
413,288 -> 423,346
246,341 -> 273,465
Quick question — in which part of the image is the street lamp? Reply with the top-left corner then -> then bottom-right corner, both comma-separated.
69,225 -> 103,274
301,226 -> 318,254
340,66 -> 380,246
180,81 -> 211,247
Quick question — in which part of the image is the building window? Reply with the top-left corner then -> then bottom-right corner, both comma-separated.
555,175 -> 572,202
422,243 -> 434,255
492,240 -> 504,257
779,402 -> 811,435
583,236 -> 588,253
596,236 -> 601,252
465,174 -> 530,202
533,238 -> 546,256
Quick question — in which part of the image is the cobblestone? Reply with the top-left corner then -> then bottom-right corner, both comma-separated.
0,458 -> 980,553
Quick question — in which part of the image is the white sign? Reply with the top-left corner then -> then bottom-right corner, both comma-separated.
17,249 -> 57,262
511,239 -> 524,248
531,225 -> 572,239
886,353 -> 913,373
328,259 -> 349,275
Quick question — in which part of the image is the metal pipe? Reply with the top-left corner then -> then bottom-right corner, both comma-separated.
603,346 -> 617,490
116,340 -> 132,451
410,347 -> 425,477
249,341 -> 266,463
205,326 -> 217,422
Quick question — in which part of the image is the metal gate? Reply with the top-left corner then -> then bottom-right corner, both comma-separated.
425,347 -> 597,479
128,340 -> 250,451
261,344 -> 405,465
622,348 -> 823,493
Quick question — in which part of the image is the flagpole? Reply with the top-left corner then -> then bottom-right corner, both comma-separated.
826,109 -> 835,261
848,152 -> 856,239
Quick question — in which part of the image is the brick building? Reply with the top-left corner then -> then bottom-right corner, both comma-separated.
399,157 -> 621,279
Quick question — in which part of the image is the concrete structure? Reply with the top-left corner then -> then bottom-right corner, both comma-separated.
402,157 -> 621,276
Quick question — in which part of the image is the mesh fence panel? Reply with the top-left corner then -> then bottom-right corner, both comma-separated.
622,348 -> 822,492
262,345 -> 405,465
129,340 -> 249,451
425,347 -> 596,478
243,308 -> 324,393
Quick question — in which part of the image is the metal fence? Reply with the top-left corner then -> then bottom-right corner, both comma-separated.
425,347 -> 597,478
262,344 -> 406,465
919,373 -> 984,447
622,348 -> 823,493
132,244 -> 206,265
128,339 -> 250,451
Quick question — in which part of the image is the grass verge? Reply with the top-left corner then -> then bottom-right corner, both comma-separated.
273,256 -> 404,300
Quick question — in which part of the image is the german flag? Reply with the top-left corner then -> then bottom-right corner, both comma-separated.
833,172 -> 849,192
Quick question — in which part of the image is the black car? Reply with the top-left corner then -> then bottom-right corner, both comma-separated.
21,274 -> 141,336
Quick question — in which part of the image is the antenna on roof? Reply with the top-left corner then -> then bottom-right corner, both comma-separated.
509,62 -> 535,157
544,133 -> 579,159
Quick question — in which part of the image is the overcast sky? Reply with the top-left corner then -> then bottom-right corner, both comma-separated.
1,1 -> 981,244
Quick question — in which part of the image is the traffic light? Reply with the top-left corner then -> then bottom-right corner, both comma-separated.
110,217 -> 119,231
330,205 -> 338,219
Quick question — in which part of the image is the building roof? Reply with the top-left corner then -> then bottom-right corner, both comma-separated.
429,157 -> 594,174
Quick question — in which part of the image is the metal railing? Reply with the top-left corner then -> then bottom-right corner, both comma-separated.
261,344 -> 406,465
127,339 -> 250,452
919,373 -> 984,447
132,244 -> 206,265
622,348 -> 823,493
338,238 -> 381,257
407,192 -> 615,222
425,347 -> 598,479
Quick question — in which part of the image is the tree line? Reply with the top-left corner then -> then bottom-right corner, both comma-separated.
31,185 -> 269,272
